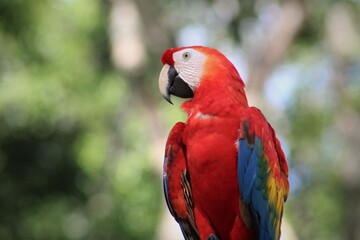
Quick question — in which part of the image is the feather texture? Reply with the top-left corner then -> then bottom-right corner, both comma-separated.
163,122 -> 200,240
238,107 -> 289,240
159,46 -> 288,240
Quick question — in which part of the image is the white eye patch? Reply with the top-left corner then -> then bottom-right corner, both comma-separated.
173,49 -> 206,90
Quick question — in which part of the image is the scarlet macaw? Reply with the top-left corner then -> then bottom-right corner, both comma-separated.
159,46 -> 289,240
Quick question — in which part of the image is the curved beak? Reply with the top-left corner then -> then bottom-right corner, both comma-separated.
158,64 -> 194,104
158,64 -> 173,104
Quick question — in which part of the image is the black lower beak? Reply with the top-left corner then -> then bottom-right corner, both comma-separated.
165,66 -> 194,104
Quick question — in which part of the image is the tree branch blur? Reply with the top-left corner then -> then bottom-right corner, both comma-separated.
246,0 -> 305,104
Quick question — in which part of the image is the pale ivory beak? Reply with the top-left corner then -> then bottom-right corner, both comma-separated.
158,64 -> 172,104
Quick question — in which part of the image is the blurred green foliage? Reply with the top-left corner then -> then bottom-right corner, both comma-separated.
0,0 -> 161,239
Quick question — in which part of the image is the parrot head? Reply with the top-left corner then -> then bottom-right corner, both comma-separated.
158,46 -> 244,104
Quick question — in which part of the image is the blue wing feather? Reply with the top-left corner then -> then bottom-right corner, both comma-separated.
238,140 -> 252,193
238,108 -> 288,240
163,155 -> 174,216
239,135 -> 276,239
242,148 -> 257,202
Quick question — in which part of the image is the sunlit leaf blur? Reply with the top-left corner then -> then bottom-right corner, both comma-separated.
0,0 -> 359,239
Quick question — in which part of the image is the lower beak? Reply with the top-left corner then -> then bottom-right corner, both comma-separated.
158,64 -> 194,104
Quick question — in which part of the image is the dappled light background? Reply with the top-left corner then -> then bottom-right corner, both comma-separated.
0,0 -> 359,239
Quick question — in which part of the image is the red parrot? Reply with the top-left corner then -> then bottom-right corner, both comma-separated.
159,46 -> 289,240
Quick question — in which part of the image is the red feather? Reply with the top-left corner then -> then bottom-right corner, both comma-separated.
162,46 -> 289,240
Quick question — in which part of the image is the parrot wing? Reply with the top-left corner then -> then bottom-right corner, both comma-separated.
163,122 -> 200,240
237,107 -> 289,240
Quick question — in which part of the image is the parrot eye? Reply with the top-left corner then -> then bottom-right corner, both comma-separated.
182,52 -> 190,60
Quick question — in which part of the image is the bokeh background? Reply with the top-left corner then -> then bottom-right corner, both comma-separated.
0,0 -> 360,239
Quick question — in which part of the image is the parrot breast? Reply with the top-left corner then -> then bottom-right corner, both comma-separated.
183,106 -> 254,239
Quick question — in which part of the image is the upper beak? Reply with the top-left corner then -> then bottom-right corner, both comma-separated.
158,64 -> 173,104
158,64 -> 194,104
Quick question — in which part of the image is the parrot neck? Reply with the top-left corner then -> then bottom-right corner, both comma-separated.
181,79 -> 248,116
